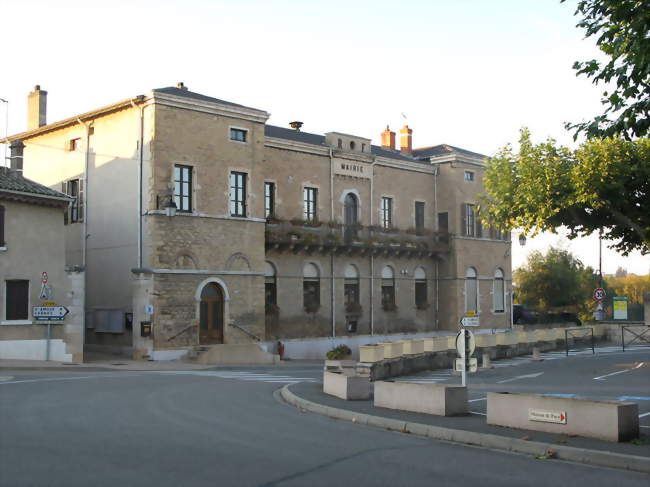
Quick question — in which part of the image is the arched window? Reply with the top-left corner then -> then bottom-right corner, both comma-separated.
414,267 -> 427,309
303,262 -> 320,313
344,193 -> 359,242
350,141 -> 356,150
465,267 -> 478,313
493,268 -> 505,313
381,265 -> 396,311
265,261 -> 277,312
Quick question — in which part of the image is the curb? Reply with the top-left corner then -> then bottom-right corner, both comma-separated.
279,384 -> 650,475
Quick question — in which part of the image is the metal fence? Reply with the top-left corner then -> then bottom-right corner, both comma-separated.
621,324 -> 650,351
564,327 -> 594,356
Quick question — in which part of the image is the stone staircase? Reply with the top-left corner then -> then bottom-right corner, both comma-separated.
185,343 -> 280,365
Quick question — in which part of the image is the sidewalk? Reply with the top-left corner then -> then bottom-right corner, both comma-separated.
281,381 -> 650,474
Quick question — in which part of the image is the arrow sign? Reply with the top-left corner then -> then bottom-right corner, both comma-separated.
497,372 -> 544,384
32,306 -> 69,321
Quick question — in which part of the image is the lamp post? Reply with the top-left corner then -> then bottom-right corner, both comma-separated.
163,197 -> 177,217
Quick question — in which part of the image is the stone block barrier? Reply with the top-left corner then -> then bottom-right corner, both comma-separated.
374,381 -> 467,416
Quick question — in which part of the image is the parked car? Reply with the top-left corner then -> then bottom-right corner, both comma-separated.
513,304 -> 537,324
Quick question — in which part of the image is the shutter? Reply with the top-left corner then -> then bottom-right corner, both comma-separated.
476,210 -> 482,238
461,203 -> 466,236
62,182 -> 69,225
78,178 -> 84,222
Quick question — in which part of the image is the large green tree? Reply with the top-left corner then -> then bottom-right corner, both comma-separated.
514,247 -> 601,320
562,0 -> 650,139
481,130 -> 649,255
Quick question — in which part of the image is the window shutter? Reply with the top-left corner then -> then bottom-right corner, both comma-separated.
78,178 -> 84,222
0,205 -> 4,246
476,211 -> 482,238
461,203 -> 466,236
62,182 -> 69,225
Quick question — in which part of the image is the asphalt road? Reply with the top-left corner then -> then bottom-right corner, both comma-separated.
1,350 -> 649,487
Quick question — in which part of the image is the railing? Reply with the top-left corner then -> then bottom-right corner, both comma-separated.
228,322 -> 261,342
565,327 -> 594,355
167,324 -> 194,342
265,220 -> 449,256
622,324 -> 650,351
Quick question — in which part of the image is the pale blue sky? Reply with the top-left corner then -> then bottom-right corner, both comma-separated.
1,0 -> 647,273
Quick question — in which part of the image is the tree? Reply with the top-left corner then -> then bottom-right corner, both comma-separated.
562,0 -> 650,139
481,129 -> 649,255
514,247 -> 601,320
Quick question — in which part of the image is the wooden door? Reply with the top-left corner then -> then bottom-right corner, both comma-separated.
199,283 -> 224,344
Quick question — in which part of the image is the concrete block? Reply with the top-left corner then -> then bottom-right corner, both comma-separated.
380,341 -> 403,359
422,338 -> 435,352
521,331 -> 537,344
374,381 -> 467,416
359,344 -> 384,363
446,336 -> 457,349
323,371 -> 371,400
487,392 -> 639,442
496,332 -> 518,346
476,334 -> 496,348
425,337 -> 451,352
534,329 -> 550,342
401,339 -> 424,355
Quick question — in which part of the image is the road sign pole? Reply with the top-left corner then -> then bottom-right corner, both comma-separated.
461,330 -> 467,387
46,323 -> 51,361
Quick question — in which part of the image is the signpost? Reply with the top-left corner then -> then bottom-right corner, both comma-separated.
593,288 -> 606,302
32,300 -> 68,361
455,319 -> 477,386
529,409 -> 567,424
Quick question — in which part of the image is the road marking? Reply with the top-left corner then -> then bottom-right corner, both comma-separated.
641,426 -> 650,429
0,374 -> 132,385
469,411 -> 486,416
593,362 -> 644,380
638,412 -> 650,419
618,396 -> 650,401
468,397 -> 487,402
153,370 -> 318,383
541,393 -> 577,398
497,372 -> 543,384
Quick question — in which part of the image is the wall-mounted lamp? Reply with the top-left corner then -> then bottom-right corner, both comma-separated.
518,233 -> 527,247
163,197 -> 177,217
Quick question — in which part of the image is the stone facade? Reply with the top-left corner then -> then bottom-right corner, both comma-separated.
6,84 -> 512,360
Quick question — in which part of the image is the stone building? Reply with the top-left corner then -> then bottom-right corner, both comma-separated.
4,84 -> 511,361
0,166 -> 83,362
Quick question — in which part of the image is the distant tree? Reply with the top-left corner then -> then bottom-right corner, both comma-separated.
607,273 -> 650,305
481,130 -> 649,255
614,266 -> 628,278
562,0 -> 650,139
514,247 -> 601,320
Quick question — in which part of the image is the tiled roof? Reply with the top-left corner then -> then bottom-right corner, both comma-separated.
412,144 -> 487,160
264,125 -> 424,163
0,167 -> 71,201
153,86 -> 262,111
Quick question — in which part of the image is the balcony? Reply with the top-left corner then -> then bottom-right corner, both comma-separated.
265,219 -> 449,258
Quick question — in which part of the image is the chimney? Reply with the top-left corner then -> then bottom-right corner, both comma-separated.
289,121 -> 303,131
9,140 -> 24,173
27,85 -> 47,130
381,125 -> 396,150
176,82 -> 188,91
400,125 -> 412,155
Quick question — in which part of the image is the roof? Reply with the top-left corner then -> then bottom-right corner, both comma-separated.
412,144 -> 487,160
0,167 -> 72,206
153,86 -> 263,112
264,125 -> 422,163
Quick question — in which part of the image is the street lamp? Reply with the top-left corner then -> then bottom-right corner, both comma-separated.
163,196 -> 177,217
518,233 -> 527,247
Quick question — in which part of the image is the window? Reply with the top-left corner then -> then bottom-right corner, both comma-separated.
6,280 -> 29,320
350,141 -> 356,150
344,193 -> 359,242
63,178 -> 84,224
230,172 -> 247,217
265,261 -> 277,312
380,197 -> 393,229
415,201 -> 425,235
68,138 -> 81,151
381,266 -> 396,311
414,267 -> 427,309
0,205 -> 4,246
465,267 -> 478,313
264,182 -> 275,218
230,128 -> 247,142
464,170 -> 474,182
337,138 -> 342,149
493,268 -> 505,312
437,212 -> 448,232
174,165 -> 192,212
344,264 -> 360,312
303,187 -> 317,221
462,203 -> 481,237
303,263 -> 320,312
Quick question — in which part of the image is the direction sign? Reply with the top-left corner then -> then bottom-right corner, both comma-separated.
461,315 -> 480,327
593,288 -> 606,302
456,330 -> 476,357
529,409 -> 567,424
32,306 -> 69,321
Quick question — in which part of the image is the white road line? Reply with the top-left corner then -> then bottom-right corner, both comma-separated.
638,412 -> 650,418
497,372 -> 544,384
468,397 -> 487,402
469,411 -> 487,416
593,362 -> 644,380
641,426 -> 650,429
0,374 -> 133,385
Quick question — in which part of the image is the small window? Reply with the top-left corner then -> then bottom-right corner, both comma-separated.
437,212 -> 448,232
380,197 -> 393,229
264,182 -> 275,218
381,266 -> 396,311
174,165 -> 192,212
337,138 -> 342,149
493,268 -> 505,313
361,143 -> 366,152
463,203 -> 477,237
414,267 -> 427,309
464,170 -> 474,182
230,128 -> 247,142
344,264 -> 360,313
415,201 -> 425,235
68,138 -> 81,151
230,172 -> 247,217
465,267 -> 478,313
350,141 -> 356,150
303,187 -> 318,221
6,280 -> 29,320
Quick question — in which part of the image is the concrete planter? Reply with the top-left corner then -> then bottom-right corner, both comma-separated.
374,381 -> 467,416
380,341 -> 403,359
359,344 -> 384,363
522,331 -> 537,344
423,337 -> 435,352
496,332 -> 517,346
446,336 -> 457,349
323,371 -> 371,400
402,339 -> 424,355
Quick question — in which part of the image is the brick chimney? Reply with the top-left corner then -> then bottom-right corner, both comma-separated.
27,85 -> 47,130
400,125 -> 412,155
381,125 -> 396,150
9,140 -> 24,173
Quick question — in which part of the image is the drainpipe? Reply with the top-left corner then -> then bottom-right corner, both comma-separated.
433,164 -> 439,329
76,117 -> 91,357
329,148 -> 335,338
369,158 -> 375,335
134,100 -> 149,269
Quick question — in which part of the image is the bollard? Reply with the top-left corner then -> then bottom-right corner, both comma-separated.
482,352 -> 494,369
532,346 -> 542,361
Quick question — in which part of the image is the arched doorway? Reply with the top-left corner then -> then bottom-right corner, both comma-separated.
344,192 -> 358,243
199,283 -> 224,344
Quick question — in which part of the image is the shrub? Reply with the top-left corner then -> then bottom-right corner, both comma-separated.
326,344 -> 352,360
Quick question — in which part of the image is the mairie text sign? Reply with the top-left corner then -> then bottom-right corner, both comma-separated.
528,409 -> 567,424
32,306 -> 69,321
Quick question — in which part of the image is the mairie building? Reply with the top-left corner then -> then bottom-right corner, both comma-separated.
4,83 -> 512,361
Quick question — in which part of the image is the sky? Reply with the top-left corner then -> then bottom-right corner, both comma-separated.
1,0 -> 647,275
